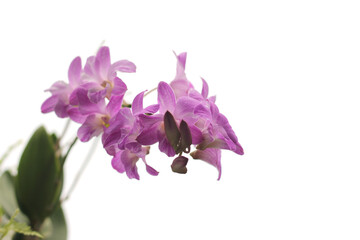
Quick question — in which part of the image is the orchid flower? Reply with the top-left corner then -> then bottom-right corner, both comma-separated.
41,56 -> 83,118
80,46 -> 135,103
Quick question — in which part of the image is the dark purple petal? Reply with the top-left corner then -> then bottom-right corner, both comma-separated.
68,56 -> 82,86
41,95 -> 57,113
112,77 -> 127,96
158,81 -> 176,114
191,148 -> 222,180
171,156 -> 188,174
111,151 -> 125,173
201,78 -> 209,99
77,114 -> 104,142
132,91 -> 145,116
179,120 -> 192,153
164,111 -> 181,152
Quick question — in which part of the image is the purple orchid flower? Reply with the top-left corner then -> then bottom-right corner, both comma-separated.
41,56 -> 83,118
103,92 -> 159,180
79,46 -> 135,103
136,81 -> 203,157
75,88 -> 124,142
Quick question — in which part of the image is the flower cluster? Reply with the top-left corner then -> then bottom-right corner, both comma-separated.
42,47 -> 244,180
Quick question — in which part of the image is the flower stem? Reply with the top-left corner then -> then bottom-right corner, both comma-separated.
144,87 -> 157,97
61,137 -> 99,203
59,119 -> 71,142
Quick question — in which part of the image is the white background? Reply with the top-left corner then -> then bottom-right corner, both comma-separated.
1,0 -> 360,239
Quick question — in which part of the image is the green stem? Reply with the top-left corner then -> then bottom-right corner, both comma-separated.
61,138 -> 99,203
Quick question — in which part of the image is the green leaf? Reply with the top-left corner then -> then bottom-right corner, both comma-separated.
44,207 -> 67,240
0,172 -> 28,223
1,209 -> 42,240
14,207 -> 67,240
15,126 -> 63,227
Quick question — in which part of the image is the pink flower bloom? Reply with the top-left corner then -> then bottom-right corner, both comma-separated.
41,56 -> 83,118
103,92 -> 159,180
80,46 -> 135,103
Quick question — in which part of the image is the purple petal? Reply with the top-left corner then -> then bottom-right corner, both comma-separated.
158,81 -> 176,114
194,103 -> 211,119
106,95 -> 124,117
158,133 -> 176,157
174,96 -> 200,119
68,107 -> 87,123
170,79 -> 194,99
144,104 -> 160,114
175,52 -> 187,79
54,101 -> 69,118
201,78 -> 209,99
209,96 -> 216,103
189,124 -> 203,144
77,114 -> 104,142
132,91 -> 145,116
84,56 -> 96,78
138,114 -> 163,127
46,81 -> 68,95
121,149 -> 140,180
145,164 -> 159,176
113,108 -> 134,127
111,151 -> 125,173
68,57 -> 82,86
95,46 -> 111,80
41,95 -> 57,113
108,60 -> 136,79
88,87 -> 108,103
102,125 -> 126,149
191,148 -> 222,180
136,122 -> 160,145
77,88 -> 105,115
188,89 -> 204,101
235,142 -> 244,155
125,142 -> 142,154
112,77 -> 127,96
